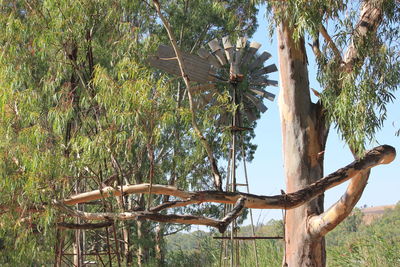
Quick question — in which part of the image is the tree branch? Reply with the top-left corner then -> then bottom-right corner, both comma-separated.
59,145 -> 395,210
55,197 -> 246,233
319,24 -> 342,62
342,0 -> 384,71
308,169 -> 370,237
152,0 -> 223,191
149,199 -> 200,212
57,221 -> 113,230
307,144 -> 382,237
62,184 -> 193,205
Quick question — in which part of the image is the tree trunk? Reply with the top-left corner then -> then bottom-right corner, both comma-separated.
136,194 -> 149,267
277,22 -> 328,267
155,224 -> 164,266
122,223 -> 132,266
136,220 -> 144,267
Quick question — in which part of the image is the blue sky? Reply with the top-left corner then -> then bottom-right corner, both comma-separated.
235,5 -> 400,224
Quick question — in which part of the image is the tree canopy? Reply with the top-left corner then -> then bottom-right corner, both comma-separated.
0,0 -> 398,265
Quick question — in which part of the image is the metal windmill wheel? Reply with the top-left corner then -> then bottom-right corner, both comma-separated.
149,36 -> 278,127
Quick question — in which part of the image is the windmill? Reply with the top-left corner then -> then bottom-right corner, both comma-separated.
149,37 -> 278,267
149,37 -> 278,129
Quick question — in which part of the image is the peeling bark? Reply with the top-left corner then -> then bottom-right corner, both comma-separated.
50,145 -> 395,239
275,1 -> 387,265
277,20 -> 328,266
56,197 -> 246,233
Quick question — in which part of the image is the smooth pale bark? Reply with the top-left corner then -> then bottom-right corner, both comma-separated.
63,184 -> 191,205
277,20 -> 328,266
276,1 -> 386,265
155,224 -> 164,265
136,220 -> 145,267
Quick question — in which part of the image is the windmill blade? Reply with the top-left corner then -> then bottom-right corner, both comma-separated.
249,88 -> 275,101
231,37 -> 247,77
208,39 -> 227,66
244,92 -> 268,113
222,36 -> 234,64
234,37 -> 247,64
248,51 -> 272,71
149,45 -> 213,83
241,41 -> 262,66
236,37 -> 247,49
190,84 -> 216,95
244,108 -> 257,123
251,64 -> 278,77
250,76 -> 278,87
197,47 -> 222,69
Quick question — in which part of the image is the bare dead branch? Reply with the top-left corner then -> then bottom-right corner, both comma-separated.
57,221 -> 113,230
54,199 -> 245,233
60,145 -> 395,211
150,199 -> 200,212
219,197 -> 246,232
152,0 -> 223,191
62,184 -> 193,205
309,38 -> 323,60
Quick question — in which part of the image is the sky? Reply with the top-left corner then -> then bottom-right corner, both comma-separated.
233,5 -> 400,225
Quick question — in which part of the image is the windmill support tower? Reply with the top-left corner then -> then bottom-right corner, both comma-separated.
150,36 -> 279,267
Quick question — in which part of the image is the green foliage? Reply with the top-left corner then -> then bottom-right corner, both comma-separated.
320,37 -> 400,154
157,0 -> 258,51
327,204 -> 400,266
265,0 -> 348,40
264,0 -> 400,154
165,231 -> 219,266
165,220 -> 284,266
165,205 -> 400,266
0,0 -> 260,264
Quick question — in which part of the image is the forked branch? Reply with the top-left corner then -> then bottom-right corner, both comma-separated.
59,145 -> 395,211
308,144 -> 392,237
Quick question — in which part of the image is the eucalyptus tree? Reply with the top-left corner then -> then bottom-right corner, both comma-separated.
264,0 -> 400,265
142,0 -> 399,266
0,0 -> 258,265
1,1 -> 399,267
0,1 -> 175,264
